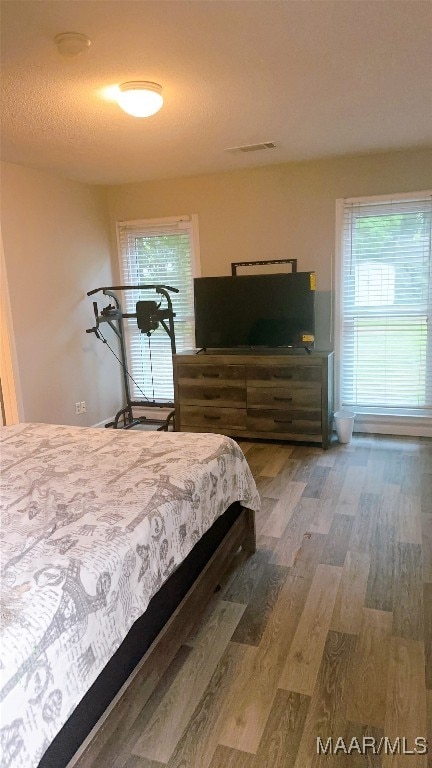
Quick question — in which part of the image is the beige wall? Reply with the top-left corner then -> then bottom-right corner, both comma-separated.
107,147 -> 432,349
1,162 -> 122,425
2,148 -> 431,425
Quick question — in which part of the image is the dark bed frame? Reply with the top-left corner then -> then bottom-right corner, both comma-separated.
39,503 -> 256,768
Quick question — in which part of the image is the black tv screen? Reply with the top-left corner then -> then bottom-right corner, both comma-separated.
194,272 -> 316,349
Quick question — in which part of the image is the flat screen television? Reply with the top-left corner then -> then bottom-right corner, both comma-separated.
194,272 -> 315,350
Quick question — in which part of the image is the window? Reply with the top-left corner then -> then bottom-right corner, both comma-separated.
338,193 -> 432,421
117,216 -> 199,402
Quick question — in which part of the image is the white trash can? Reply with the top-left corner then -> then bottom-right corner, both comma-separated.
334,410 -> 355,444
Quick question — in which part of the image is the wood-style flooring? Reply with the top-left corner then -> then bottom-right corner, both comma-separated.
75,435 -> 432,768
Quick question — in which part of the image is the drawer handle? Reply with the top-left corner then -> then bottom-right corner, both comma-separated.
274,396 -> 293,402
204,393 -> 220,400
203,414 -> 221,420
273,373 -> 293,380
202,373 -> 220,378
274,418 -> 293,424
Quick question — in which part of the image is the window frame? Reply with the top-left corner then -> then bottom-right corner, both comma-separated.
115,214 -> 201,281
115,214 -> 201,403
335,190 -> 432,437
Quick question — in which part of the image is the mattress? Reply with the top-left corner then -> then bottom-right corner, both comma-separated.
0,423 -> 260,768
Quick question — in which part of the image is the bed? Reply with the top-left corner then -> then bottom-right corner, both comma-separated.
0,423 -> 260,768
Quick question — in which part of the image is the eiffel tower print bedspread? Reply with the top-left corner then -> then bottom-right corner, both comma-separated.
0,423 -> 260,768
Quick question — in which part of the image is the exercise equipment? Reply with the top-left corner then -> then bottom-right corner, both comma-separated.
86,284 -> 178,430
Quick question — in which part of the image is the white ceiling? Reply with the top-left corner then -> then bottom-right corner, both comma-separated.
1,0 -> 431,185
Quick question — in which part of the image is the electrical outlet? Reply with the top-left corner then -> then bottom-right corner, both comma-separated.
80,401 -> 86,413
75,402 -> 81,415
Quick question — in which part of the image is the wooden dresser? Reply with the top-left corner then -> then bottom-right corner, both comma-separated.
173,350 -> 334,448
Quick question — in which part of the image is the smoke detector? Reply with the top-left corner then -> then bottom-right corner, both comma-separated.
54,32 -> 91,58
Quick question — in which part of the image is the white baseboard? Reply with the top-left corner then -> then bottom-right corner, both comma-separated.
351,414 -> 432,438
91,416 -> 114,428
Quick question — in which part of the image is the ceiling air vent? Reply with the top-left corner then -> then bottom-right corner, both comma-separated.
225,142 -> 276,154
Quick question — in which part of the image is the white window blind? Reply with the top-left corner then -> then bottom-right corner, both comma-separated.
117,217 -> 196,402
340,194 -> 432,416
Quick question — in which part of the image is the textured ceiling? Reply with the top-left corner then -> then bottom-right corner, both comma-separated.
1,0 -> 431,185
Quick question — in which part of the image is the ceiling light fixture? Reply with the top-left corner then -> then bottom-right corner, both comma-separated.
117,81 -> 163,118
54,32 -> 91,58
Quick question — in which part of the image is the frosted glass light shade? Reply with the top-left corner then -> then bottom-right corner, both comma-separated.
117,82 -> 163,117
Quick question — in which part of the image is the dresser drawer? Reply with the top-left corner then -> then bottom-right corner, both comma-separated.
247,385 -> 321,410
247,364 -> 321,386
247,408 -> 321,434
174,350 -> 333,448
178,383 -> 246,408
180,405 -> 247,430
177,364 -> 245,383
